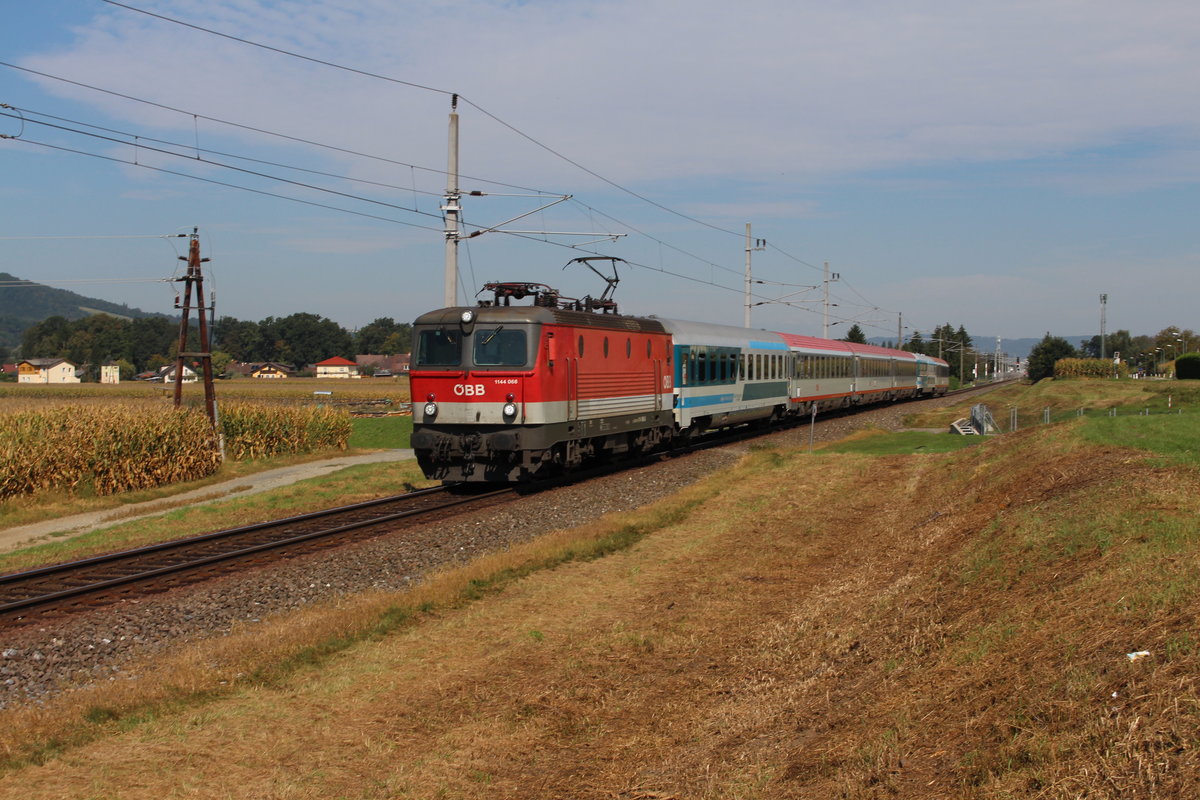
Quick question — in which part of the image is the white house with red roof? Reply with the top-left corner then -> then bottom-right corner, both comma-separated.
315,356 -> 360,379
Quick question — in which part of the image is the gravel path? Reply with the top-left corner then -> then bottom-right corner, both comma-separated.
0,392 -> 974,708
0,450 -> 418,553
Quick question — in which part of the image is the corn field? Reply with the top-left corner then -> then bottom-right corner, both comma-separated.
0,403 -> 351,501
220,403 -> 352,460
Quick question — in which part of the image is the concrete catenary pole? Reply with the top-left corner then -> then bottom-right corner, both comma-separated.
822,262 -> 838,338
744,223 -> 753,328
1099,293 -> 1107,359
443,95 -> 461,309
743,224 -> 765,328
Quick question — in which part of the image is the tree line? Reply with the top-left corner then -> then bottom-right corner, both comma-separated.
1027,327 -> 1196,382
15,313 -> 413,379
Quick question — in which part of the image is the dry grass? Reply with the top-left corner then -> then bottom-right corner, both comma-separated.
0,419 -> 1198,798
905,377 -> 1200,429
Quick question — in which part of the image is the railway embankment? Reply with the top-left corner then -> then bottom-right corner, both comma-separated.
0,381 -> 1198,797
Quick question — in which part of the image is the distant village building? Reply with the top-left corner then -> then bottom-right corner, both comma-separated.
18,358 -> 81,384
250,362 -> 293,379
226,361 -> 294,379
100,364 -> 120,384
154,364 -> 197,383
315,356 -> 360,379
354,354 -> 411,375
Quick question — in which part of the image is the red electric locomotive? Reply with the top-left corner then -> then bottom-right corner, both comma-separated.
409,280 -> 675,481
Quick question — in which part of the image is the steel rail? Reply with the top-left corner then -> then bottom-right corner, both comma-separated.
0,485 -> 511,616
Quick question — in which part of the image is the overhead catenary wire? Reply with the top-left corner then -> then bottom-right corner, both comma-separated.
98,1 -> 750,242
0,61 -> 550,197
2,59 -> 836,317
7,105 -> 449,198
12,137 -> 447,232
9,4 -> 905,331
1,109 -> 452,223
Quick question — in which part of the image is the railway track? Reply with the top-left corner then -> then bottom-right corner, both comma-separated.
0,485 -> 513,619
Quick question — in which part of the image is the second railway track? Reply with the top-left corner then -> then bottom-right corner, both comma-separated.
0,485 -> 514,620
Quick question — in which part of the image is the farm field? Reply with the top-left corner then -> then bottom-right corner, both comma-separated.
0,376 -> 412,407
0,377 -> 415,536
1,379 -> 1198,797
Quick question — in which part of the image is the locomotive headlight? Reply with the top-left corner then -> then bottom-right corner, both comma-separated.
460,310 -> 474,324
423,401 -> 438,418
502,402 -> 518,417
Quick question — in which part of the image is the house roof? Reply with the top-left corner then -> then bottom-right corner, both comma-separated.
316,356 -> 357,367
20,358 -> 74,368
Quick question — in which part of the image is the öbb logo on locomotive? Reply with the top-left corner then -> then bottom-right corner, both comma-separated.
409,280 -> 949,484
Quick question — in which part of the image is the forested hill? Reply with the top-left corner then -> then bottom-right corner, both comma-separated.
0,272 -> 166,349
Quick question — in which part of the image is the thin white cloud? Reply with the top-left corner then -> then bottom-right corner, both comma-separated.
21,0 -> 1200,188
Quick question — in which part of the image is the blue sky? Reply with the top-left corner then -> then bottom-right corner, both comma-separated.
2,0 -> 1198,345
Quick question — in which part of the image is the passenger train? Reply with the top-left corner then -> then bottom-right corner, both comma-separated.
410,279 -> 949,482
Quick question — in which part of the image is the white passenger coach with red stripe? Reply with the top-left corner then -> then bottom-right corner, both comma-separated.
410,281 -> 948,482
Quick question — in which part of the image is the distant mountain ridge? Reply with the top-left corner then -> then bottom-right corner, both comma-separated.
0,272 -> 168,350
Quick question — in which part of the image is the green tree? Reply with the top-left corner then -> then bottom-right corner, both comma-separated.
21,315 -> 72,357
1154,326 -> 1197,358
381,331 -> 408,356
210,350 -> 234,377
261,313 -> 352,367
1081,329 -> 1136,361
1027,333 -> 1077,382
841,324 -> 867,344
129,317 -> 178,372
354,317 -> 409,354
905,330 -> 926,354
213,317 -> 265,362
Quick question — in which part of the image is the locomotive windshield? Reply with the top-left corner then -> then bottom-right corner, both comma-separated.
473,328 -> 527,367
415,328 -> 463,367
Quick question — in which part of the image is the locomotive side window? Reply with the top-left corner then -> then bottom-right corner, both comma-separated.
603,337 -> 609,358
473,328 -> 528,367
626,338 -> 632,358
647,340 -> 652,358
578,335 -> 585,356
415,328 -> 463,367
